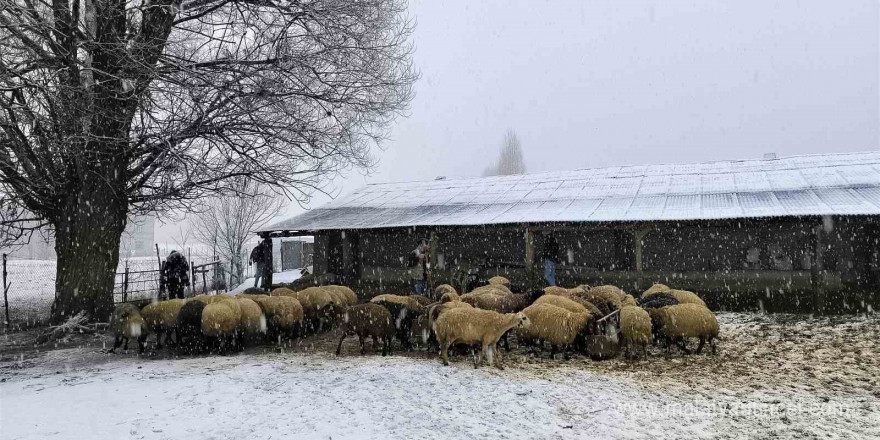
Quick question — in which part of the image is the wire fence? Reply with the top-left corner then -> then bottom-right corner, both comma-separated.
1,253 -> 223,328
1,247 -> 306,328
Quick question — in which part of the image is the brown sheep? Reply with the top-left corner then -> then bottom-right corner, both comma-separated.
409,295 -> 433,307
652,303 -> 719,355
519,303 -> 593,360
439,291 -> 460,303
642,283 -> 671,297
335,303 -> 396,356
287,287 -> 335,332
434,284 -> 457,300
243,294 -> 304,341
667,289 -> 707,307
488,276 -> 511,287
141,299 -> 185,349
619,306 -> 651,359
435,308 -> 530,369
323,285 -> 359,306
370,294 -> 426,349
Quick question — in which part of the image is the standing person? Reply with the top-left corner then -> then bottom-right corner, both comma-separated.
543,232 -> 558,287
408,239 -> 430,295
162,250 -> 190,299
249,241 -> 267,289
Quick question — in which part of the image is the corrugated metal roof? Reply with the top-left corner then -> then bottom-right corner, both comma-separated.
261,151 -> 880,232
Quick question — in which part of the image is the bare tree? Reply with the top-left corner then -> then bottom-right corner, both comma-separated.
0,0 -> 417,321
191,178 -> 283,286
482,130 -> 526,176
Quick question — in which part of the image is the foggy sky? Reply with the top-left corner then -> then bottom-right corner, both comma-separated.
157,0 -> 879,240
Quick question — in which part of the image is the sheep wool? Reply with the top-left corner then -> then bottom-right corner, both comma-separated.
141,299 -> 185,349
519,303 -> 592,358
270,287 -> 297,297
370,294 -> 426,349
622,294 -> 638,307
324,285 -> 358,306
247,295 -> 304,336
439,291 -> 460,303
488,276 -> 511,287
619,306 -> 651,359
434,284 -> 457,299
434,308 -> 530,368
141,299 -> 185,331
653,303 -> 719,354
409,295 -> 433,307
291,287 -> 335,316
369,294 -> 425,314
428,301 -> 474,332
336,303 -> 396,356
642,283 -> 672,298
534,295 -> 586,314
668,289 -> 707,307
469,284 -> 512,296
201,300 -> 242,337
543,286 -> 582,298
236,298 -> 268,335
190,294 -> 236,305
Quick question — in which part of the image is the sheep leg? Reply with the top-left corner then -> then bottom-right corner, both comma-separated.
676,338 -> 691,355
358,335 -> 366,355
123,337 -> 130,351
484,343 -> 495,368
471,346 -> 479,369
501,331 -> 511,352
709,336 -> 717,355
562,346 -> 570,361
491,343 -> 505,370
549,344 -> 558,360
335,333 -> 347,356
441,342 -> 450,366
371,335 -> 380,353
155,332 -> 163,350
109,335 -> 122,353
137,334 -> 147,355
381,337 -> 390,356
695,337 -> 706,355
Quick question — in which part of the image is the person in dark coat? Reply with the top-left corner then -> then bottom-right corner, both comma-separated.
543,233 -> 559,286
162,250 -> 190,299
250,241 -> 268,288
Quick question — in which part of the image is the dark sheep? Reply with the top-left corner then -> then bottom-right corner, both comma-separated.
175,300 -> 207,353
336,303 -> 396,356
638,293 -> 680,309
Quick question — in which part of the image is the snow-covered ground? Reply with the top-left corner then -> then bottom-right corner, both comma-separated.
1,312 -> 878,439
0,348 -> 867,440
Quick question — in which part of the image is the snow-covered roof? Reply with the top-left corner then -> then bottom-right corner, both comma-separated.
261,151 -> 880,231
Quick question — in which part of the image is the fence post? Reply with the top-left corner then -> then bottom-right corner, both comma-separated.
123,261 -> 129,303
3,253 -> 9,329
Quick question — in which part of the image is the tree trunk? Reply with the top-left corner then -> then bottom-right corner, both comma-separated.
51,186 -> 128,323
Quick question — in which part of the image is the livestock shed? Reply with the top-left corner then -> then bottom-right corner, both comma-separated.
259,152 -> 880,313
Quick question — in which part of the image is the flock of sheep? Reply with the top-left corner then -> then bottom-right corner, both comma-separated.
109,276 -> 720,369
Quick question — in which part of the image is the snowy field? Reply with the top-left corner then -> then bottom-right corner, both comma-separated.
1,312 -> 878,439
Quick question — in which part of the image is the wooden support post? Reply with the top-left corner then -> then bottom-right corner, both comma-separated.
811,224 -> 826,314
525,229 -> 535,267
633,228 -> 652,272
429,232 -> 438,292
261,236 -> 274,290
